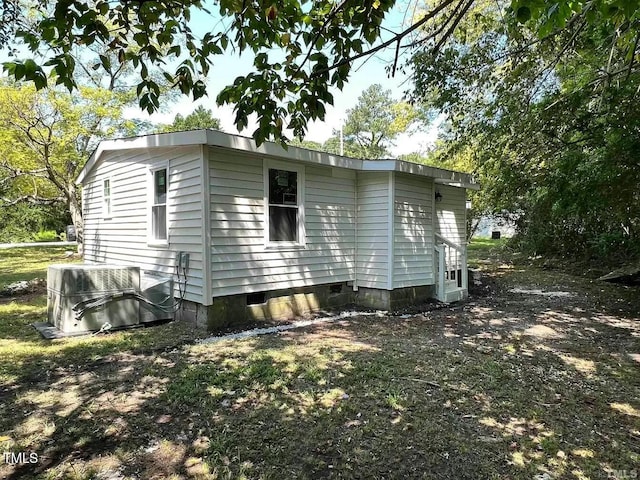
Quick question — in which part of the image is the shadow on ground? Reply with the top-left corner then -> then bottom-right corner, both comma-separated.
1,263 -> 638,479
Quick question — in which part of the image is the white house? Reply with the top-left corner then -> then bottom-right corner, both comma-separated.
77,130 -> 478,330
472,214 -> 518,239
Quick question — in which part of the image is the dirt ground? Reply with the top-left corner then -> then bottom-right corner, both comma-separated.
1,254 -> 638,479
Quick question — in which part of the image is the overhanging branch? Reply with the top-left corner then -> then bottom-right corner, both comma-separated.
0,164 -> 49,177
0,195 -> 65,206
311,0 -> 458,78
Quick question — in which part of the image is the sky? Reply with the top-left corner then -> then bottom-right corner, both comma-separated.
126,1 -> 440,156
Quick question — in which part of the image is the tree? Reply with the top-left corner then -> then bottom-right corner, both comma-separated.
157,106 -> 221,133
8,0 -> 637,146
4,0 -> 639,260
0,83 -> 139,249
0,202 -> 71,243
322,84 -> 421,159
2,0 -> 400,145
410,1 -> 640,261
288,138 -> 323,151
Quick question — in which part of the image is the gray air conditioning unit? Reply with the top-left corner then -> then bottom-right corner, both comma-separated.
47,264 -> 140,334
140,273 -> 174,323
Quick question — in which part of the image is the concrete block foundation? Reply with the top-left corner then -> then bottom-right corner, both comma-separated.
175,300 -> 212,330
177,283 -> 437,332
355,285 -> 435,310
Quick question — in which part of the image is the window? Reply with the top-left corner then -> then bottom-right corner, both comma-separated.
265,163 -> 304,246
151,168 -> 167,241
103,179 -> 111,217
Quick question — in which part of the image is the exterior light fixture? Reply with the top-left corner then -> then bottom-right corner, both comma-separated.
435,191 -> 443,202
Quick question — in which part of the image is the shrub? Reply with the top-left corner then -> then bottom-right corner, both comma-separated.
0,203 -> 71,243
33,230 -> 59,242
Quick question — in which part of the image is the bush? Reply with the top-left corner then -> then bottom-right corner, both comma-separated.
33,230 -> 59,242
0,203 -> 71,243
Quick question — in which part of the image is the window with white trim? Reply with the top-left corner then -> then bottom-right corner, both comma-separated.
103,178 -> 111,217
151,168 -> 168,241
266,165 -> 304,244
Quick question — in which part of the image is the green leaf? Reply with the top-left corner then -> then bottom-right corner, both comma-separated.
2,62 -> 16,76
14,63 -> 25,81
133,32 -> 147,45
516,6 -> 531,22
99,54 -> 111,71
42,26 -> 55,42
24,59 -> 36,78
33,69 -> 48,90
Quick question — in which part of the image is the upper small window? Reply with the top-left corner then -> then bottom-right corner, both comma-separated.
151,168 -> 167,241
268,168 -> 299,243
103,179 -> 111,217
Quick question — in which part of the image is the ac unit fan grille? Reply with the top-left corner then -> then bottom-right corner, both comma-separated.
74,269 -> 136,293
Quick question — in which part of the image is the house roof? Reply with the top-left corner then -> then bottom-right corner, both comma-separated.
77,129 -> 479,189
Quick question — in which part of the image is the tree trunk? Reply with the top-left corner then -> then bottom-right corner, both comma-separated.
467,214 -> 480,242
67,182 -> 84,257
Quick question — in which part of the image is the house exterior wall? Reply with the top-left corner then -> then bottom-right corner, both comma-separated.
81,139 -> 472,312
392,173 -> 435,288
82,146 -> 205,303
356,171 -> 390,290
435,183 -> 467,246
473,214 -> 518,239
208,147 -> 356,297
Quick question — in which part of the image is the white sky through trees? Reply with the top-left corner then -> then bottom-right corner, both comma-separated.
127,2 -> 440,156
0,2 -> 439,155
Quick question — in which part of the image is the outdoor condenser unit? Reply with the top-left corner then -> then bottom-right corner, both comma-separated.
47,264 -> 140,334
140,273 -> 174,323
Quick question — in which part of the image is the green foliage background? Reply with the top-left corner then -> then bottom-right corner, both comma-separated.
411,0 -> 640,263
156,106 -> 221,133
0,203 -> 71,243
2,0 -> 639,264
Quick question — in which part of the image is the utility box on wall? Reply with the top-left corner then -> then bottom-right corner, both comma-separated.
47,264 -> 140,334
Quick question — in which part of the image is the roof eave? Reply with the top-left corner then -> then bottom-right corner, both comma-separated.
77,130 -> 479,190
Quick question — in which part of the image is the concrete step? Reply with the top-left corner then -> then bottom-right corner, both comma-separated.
436,287 -> 468,303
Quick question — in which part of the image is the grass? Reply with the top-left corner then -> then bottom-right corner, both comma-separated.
1,242 -> 639,479
467,237 -> 514,268
0,247 -> 79,289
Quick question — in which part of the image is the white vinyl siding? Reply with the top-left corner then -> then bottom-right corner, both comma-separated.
435,184 -> 467,246
393,173 -> 434,288
209,148 -> 356,297
82,146 -> 205,303
81,139 -> 471,305
356,171 -> 390,289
